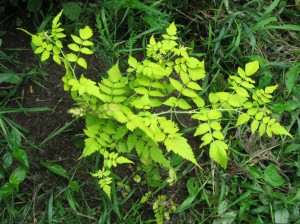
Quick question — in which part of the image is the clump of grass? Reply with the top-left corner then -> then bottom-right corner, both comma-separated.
94,0 -> 172,67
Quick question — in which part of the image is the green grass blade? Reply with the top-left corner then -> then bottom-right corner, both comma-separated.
39,118 -> 76,146
99,198 -> 109,224
100,9 -> 113,46
258,0 -> 280,22
242,23 -> 256,54
0,107 -> 51,114
48,190 -> 54,224
263,25 -> 300,31
224,22 -> 241,58
213,27 -> 226,55
0,117 -> 8,136
227,191 -> 252,209
126,0 -> 165,15
252,17 -> 277,32
207,23 -> 213,52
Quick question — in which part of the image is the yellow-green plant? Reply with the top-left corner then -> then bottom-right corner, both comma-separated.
22,10 -> 291,199
153,195 -> 176,224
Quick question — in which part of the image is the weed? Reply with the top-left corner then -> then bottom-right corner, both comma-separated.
21,7 -> 296,223
1,1 -> 299,223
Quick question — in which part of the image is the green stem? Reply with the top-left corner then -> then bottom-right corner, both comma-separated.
155,109 -> 200,116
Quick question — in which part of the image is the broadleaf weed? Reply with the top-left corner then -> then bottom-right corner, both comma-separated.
21,7 -> 295,223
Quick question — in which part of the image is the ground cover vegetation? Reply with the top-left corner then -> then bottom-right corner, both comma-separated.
0,0 -> 299,223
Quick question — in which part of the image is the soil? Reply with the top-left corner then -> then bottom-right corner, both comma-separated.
2,24 -> 81,160
1,6 -> 111,161
1,11 -> 108,214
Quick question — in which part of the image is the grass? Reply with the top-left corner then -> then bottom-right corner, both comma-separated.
1,0 -> 300,223
94,0 -> 172,67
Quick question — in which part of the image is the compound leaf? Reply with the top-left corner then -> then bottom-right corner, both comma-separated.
163,97 -> 177,107
68,43 -> 80,52
116,156 -> 134,164
81,138 -> 100,158
210,122 -> 222,131
149,146 -> 170,168
182,88 -> 198,97
265,85 -> 278,94
113,96 -> 127,103
159,119 -> 179,134
134,87 -> 148,95
212,131 -> 224,140
209,93 -> 219,104
82,40 -> 93,46
41,50 -> 50,61
259,123 -> 266,137
166,22 -> 177,36
194,123 -> 210,136
77,57 -> 87,69
52,10 -> 63,28
192,96 -> 205,108
251,119 -> 260,134
115,126 -> 128,140
149,35 -> 156,45
169,78 -> 183,91
165,135 -> 198,166
115,88 -> 129,98
271,123 -> 293,138
127,133 -> 137,151
245,60 -> 259,76
207,110 -> 222,120
228,94 -> 247,107
79,26 -> 93,40
107,62 -> 122,82
71,35 -> 82,44
247,107 -> 259,116
216,92 -> 230,102
200,133 -> 214,147
53,55 -> 61,65
236,113 -> 250,126
176,98 -> 192,109
34,47 -> 44,54
66,53 -> 78,62
209,140 -> 228,169
103,185 -> 111,199
32,35 -> 43,46
187,81 -> 202,90
81,47 -> 93,54
128,55 -> 138,68
235,86 -> 250,97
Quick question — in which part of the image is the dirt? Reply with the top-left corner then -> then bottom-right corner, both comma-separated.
0,10 -> 115,219
2,23 -> 79,157
1,7 -> 105,198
